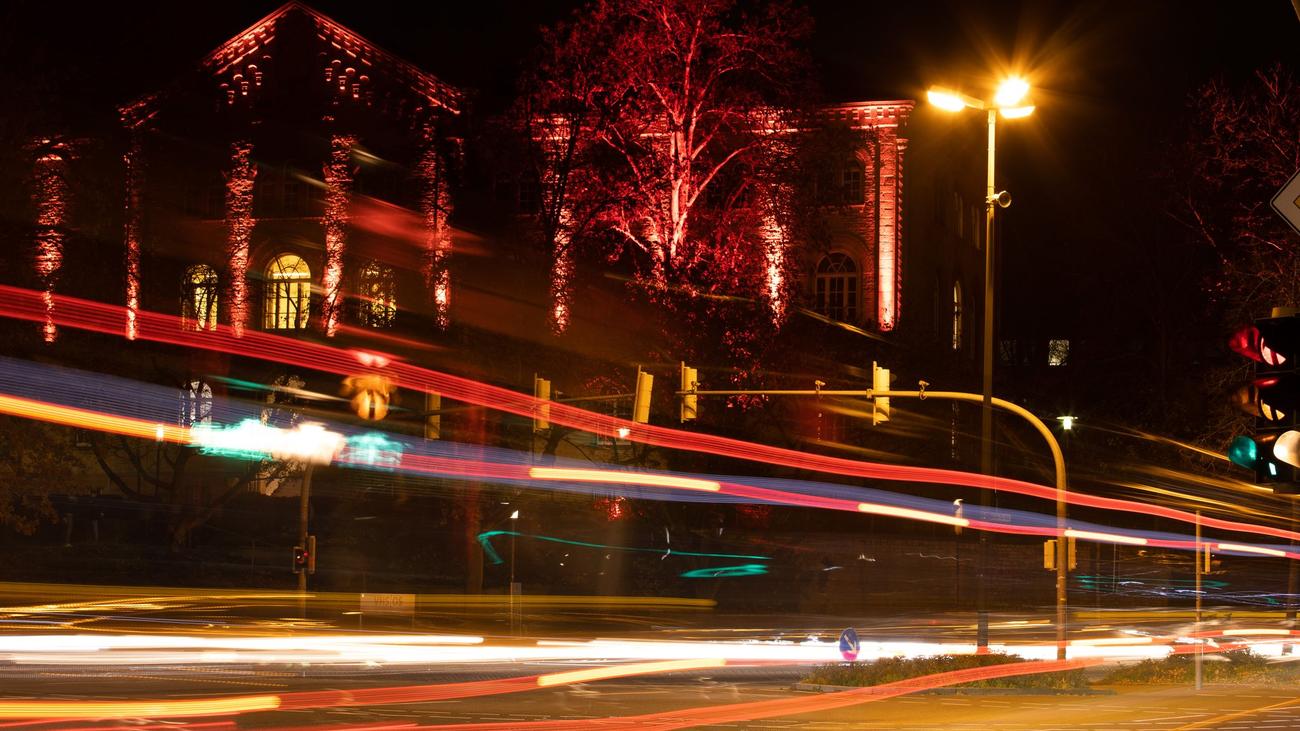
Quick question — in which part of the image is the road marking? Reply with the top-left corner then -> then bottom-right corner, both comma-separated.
1171,697 -> 1300,731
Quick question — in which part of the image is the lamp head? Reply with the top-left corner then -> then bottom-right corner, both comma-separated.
994,77 -> 1030,107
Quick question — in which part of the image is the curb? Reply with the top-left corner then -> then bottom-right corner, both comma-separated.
792,683 -> 1116,696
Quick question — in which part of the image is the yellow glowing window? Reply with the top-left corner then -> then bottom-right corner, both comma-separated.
264,254 -> 311,330
182,264 -> 219,331
357,260 -> 396,328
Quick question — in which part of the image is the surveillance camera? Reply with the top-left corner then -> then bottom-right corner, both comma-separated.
990,190 -> 1012,208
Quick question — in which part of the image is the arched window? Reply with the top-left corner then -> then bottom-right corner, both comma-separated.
179,380 -> 213,427
952,280 -> 963,351
182,264 -> 219,331
815,252 -> 857,322
357,260 -> 397,327
263,254 -> 311,330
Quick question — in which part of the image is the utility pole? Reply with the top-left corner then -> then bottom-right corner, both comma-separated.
978,106 -> 998,654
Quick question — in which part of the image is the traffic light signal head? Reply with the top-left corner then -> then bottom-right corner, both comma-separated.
1228,312 -> 1300,492
343,375 -> 394,421
679,362 -> 698,422
632,367 -> 654,424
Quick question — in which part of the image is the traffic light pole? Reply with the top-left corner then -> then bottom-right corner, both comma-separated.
685,384 -> 1070,659
298,462 -> 314,619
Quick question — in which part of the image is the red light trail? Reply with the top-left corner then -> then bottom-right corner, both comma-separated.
1,285 -> 1297,547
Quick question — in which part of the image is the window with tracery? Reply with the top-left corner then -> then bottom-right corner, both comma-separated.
814,252 -> 858,322
263,254 -> 311,330
357,260 -> 397,327
182,264 -> 219,331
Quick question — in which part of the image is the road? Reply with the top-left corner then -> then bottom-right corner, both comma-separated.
2,662 -> 1300,729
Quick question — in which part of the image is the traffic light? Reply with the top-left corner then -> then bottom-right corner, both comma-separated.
424,392 -> 441,440
632,367 -> 653,424
344,375 -> 394,421
871,361 -> 891,425
533,375 -> 551,432
294,535 -> 317,574
1227,310 -> 1300,492
679,362 -> 698,422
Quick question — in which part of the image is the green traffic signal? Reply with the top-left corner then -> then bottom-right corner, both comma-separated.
1228,436 -> 1257,470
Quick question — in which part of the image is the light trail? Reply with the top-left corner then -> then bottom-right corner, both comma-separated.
535,658 -> 726,687
4,285 -> 1299,548
528,467 -> 720,491
0,368 -> 1295,563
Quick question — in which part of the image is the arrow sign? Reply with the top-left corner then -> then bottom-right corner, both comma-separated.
838,627 -> 860,662
1271,167 -> 1300,236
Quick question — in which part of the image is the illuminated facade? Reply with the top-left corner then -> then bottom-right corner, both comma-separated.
809,102 -> 911,333
81,2 -> 461,346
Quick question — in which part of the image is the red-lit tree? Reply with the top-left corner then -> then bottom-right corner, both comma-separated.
524,0 -> 812,338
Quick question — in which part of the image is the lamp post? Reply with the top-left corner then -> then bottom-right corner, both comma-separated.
927,78 -> 1042,654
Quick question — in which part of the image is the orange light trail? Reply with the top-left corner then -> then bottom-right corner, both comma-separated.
528,467 -> 721,492
535,658 -> 726,687
0,695 -> 279,720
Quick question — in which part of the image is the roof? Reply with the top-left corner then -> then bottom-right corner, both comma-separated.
122,1 -> 461,127
202,2 -> 462,114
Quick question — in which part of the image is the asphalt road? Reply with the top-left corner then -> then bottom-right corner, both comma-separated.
3,663 -> 1300,730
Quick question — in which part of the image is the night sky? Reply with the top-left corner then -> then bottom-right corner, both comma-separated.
4,0 -> 1299,345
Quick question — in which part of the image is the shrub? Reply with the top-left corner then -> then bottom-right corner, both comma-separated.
803,653 -> 1089,690
1100,649 -> 1300,685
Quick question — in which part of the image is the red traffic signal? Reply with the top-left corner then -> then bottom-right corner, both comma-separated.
1229,325 -> 1288,366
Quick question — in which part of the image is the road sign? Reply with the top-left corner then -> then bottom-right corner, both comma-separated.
838,627 -> 860,661
1271,168 -> 1300,236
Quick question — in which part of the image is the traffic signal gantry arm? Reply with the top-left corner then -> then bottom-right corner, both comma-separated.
679,379 -> 1070,660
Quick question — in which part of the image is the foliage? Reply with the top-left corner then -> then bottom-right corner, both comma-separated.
1100,649 -> 1300,685
1172,64 -> 1300,322
802,653 -> 1089,690
0,414 -> 91,533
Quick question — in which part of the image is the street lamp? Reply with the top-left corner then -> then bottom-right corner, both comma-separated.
927,76 -> 1046,654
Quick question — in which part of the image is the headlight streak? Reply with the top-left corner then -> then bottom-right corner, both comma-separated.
8,287 -> 1300,550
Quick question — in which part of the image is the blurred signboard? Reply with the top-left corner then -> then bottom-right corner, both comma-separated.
360,592 -> 415,616
1271,168 -> 1300,236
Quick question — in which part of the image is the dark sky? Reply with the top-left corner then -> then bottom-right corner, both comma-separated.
3,0 -> 1298,338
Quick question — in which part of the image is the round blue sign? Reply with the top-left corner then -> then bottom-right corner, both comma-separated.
838,627 -> 860,661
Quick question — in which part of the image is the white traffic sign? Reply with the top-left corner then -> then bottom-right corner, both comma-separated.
1271,168 -> 1300,236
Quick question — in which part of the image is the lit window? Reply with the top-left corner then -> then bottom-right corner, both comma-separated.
842,165 -> 864,204
182,264 -> 219,331
952,281 -> 962,351
1048,339 -> 1070,367
180,380 -> 213,427
814,252 -> 857,322
263,253 -> 311,330
357,260 -> 397,327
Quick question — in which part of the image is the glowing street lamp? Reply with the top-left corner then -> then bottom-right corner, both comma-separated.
1058,415 -> 1076,431
928,74 -> 1040,654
